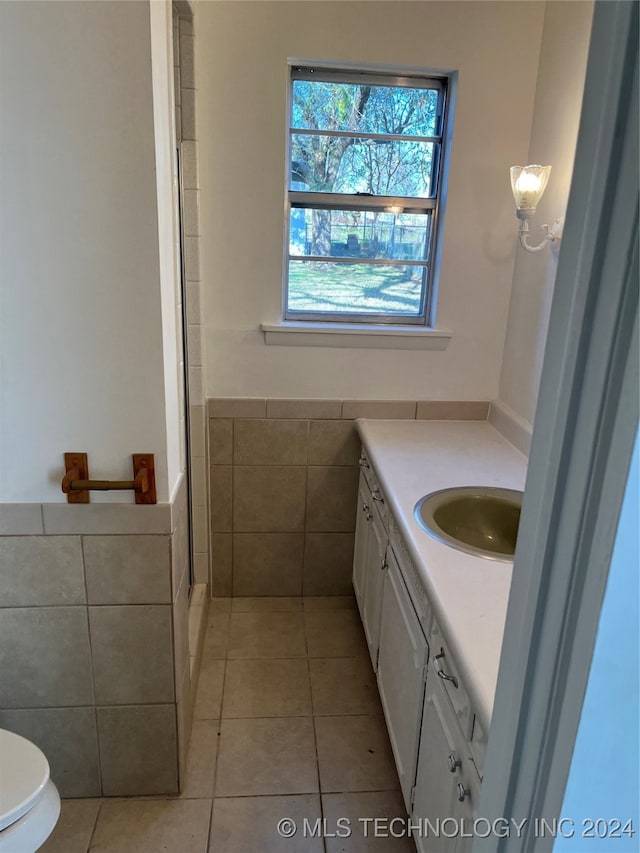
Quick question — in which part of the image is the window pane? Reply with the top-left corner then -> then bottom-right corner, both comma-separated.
290,134 -> 436,198
291,80 -> 440,137
288,260 -> 425,316
289,209 -> 430,262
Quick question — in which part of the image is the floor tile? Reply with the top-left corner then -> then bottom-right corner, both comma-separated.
89,799 -> 211,852
202,613 -> 230,660
305,609 -> 368,657
180,718 -> 218,798
310,657 -> 381,716
315,715 -> 399,793
215,717 -> 318,797
322,791 -> 414,852
40,798 -> 101,853
209,795 -> 323,852
193,657 -> 225,720
209,597 -> 232,612
231,596 -> 303,612
303,595 -> 357,611
227,612 -> 307,658
222,658 -> 312,718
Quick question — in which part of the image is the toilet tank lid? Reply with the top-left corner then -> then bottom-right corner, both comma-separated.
0,729 -> 50,831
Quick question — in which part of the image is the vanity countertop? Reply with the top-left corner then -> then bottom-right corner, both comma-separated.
356,418 -> 528,732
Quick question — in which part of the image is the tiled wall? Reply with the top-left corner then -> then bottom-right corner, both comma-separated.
173,6 -> 209,587
207,398 -> 489,596
0,478 -> 194,798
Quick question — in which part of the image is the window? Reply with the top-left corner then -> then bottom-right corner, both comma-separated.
285,66 -> 448,326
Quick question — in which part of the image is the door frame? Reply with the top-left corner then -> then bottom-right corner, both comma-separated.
476,2 -> 639,850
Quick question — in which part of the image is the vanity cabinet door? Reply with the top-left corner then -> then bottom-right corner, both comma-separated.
362,505 -> 388,668
377,550 -> 429,810
413,675 -> 481,853
412,683 -> 460,853
352,474 -> 372,617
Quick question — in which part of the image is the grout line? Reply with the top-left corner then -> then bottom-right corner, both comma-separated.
85,798 -> 103,852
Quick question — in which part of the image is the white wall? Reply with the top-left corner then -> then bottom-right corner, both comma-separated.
0,0 -> 181,502
498,1 -> 593,428
195,1 -> 546,400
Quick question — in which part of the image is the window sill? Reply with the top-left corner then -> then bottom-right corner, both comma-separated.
260,322 -> 452,350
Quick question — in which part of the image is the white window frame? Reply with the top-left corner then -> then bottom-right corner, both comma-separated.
283,63 -> 451,328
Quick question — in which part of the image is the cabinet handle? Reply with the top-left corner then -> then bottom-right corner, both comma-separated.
433,648 -> 459,689
380,557 -> 388,571
372,490 -> 384,503
448,753 -> 461,773
457,783 -> 469,802
362,502 -> 369,513
359,458 -> 370,469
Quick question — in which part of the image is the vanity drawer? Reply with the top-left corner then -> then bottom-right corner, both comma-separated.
429,620 -> 472,739
359,450 -> 389,529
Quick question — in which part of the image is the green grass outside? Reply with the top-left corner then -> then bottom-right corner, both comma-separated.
288,262 -> 424,315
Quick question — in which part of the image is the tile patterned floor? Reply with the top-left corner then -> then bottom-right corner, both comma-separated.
41,596 -> 415,852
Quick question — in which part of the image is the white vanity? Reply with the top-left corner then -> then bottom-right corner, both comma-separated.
353,419 -> 527,852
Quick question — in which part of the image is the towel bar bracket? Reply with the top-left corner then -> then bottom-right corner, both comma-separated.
62,453 -> 157,504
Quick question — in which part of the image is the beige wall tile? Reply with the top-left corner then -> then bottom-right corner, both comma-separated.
210,795 -> 323,852
0,504 -> 43,535
315,715 -> 398,793
233,532 -> 303,596
176,662 -> 193,790
234,419 -> 308,466
210,466 -> 232,532
190,460 -> 207,506
192,504 -> 208,553
0,707 -> 100,798
211,533 -> 232,596
341,400 -> 417,419
209,419 -> 233,465
173,575 -> 190,680
308,421 -> 361,466
0,607 -> 93,708
42,502 -> 172,535
266,399 -> 342,419
208,397 -> 266,418
91,799 -> 211,852
171,507 -> 190,600
89,605 -> 175,705
97,705 -> 179,796
215,717 -> 318,796
38,798 -> 101,853
306,467 -> 358,532
0,536 -> 84,606
303,532 -> 355,596
189,406 -> 206,457
83,535 -> 171,605
193,551 -> 210,586
416,400 -> 490,420
233,466 -> 306,532
185,238 -> 201,282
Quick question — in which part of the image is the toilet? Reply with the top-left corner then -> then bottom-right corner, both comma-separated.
0,729 -> 60,852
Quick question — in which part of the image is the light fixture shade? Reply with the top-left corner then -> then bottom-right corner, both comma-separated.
510,165 -> 551,210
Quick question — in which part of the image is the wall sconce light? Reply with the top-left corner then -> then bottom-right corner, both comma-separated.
510,165 -> 562,255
